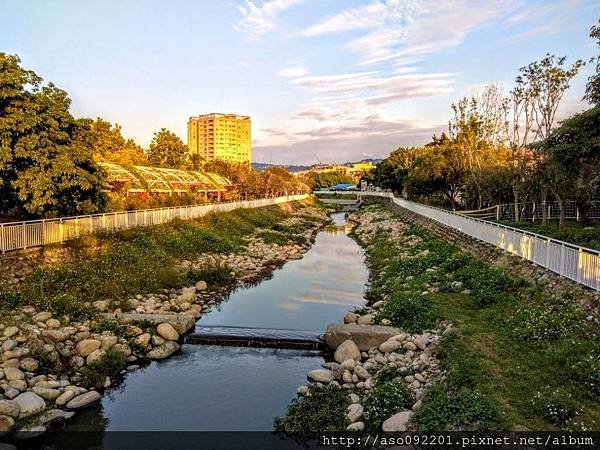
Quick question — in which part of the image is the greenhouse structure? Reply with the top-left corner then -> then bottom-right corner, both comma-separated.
99,162 -> 233,197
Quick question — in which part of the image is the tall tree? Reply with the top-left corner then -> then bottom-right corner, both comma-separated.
147,128 -> 188,168
91,118 -> 148,165
584,19 -> 600,105
0,53 -> 104,218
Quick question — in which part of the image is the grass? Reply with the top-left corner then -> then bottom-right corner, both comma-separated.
273,386 -> 350,434
80,348 -> 128,388
356,205 -> 600,431
0,201 -> 316,319
503,220 -> 600,251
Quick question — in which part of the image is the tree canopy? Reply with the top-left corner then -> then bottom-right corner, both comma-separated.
148,128 -> 189,168
0,53 -> 104,219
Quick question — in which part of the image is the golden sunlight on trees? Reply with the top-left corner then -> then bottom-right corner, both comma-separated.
373,26 -> 598,232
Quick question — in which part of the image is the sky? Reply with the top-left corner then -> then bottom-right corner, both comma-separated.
1,0 -> 598,165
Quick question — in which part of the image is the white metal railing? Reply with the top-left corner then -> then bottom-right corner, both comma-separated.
0,195 -> 308,253
316,191 -> 600,291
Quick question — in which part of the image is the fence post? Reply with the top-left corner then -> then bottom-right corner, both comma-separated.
576,207 -> 580,222
496,205 -> 500,221
1,224 -> 4,254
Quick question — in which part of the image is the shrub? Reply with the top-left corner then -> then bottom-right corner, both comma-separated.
414,385 -> 496,431
80,348 -> 127,388
273,386 -> 350,433
377,291 -> 438,333
183,264 -> 233,289
374,366 -> 403,384
363,381 -> 415,430
532,387 -> 579,426
92,318 -> 131,338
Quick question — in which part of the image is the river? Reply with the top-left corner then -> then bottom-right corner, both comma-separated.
38,212 -> 368,447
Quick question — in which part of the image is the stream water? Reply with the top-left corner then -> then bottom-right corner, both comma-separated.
38,213 -> 368,448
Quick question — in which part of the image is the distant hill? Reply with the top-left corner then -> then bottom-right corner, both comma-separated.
252,159 -> 382,172
252,162 -> 311,172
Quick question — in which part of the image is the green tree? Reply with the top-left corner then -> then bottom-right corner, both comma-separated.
0,53 -> 104,218
535,106 -> 600,228
147,128 -> 188,168
584,19 -> 600,105
91,118 -> 148,165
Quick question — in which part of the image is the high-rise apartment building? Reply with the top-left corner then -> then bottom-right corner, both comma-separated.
187,113 -> 251,164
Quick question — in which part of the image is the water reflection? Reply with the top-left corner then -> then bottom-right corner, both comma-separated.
43,213 -> 367,440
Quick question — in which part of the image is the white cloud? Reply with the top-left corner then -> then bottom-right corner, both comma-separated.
278,66 -> 308,77
300,1 -> 387,36
234,0 -> 306,39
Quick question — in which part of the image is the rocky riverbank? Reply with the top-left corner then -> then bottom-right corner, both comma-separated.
0,202 -> 330,440
280,206 -> 452,432
278,202 -> 600,433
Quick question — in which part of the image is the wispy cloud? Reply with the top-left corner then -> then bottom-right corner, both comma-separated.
278,66 -> 308,77
300,1 -> 387,36
234,0 -> 306,39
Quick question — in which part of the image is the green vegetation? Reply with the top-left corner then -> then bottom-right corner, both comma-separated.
303,171 -> 355,190
504,221 -> 600,251
273,386 -> 350,434
377,292 -> 438,333
80,348 -> 128,388
361,205 -> 600,431
363,381 -> 414,430
0,202 -> 311,318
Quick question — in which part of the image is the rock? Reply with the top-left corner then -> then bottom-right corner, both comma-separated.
4,368 -> 24,381
66,391 -> 101,410
176,287 -> 196,305
86,349 -> 106,365
195,281 -> 207,291
100,335 -> 118,350
382,411 -> 413,432
307,369 -> 334,383
354,365 -> 370,381
46,319 -> 61,329
147,341 -> 180,360
324,323 -> 405,351
32,387 -> 60,401
9,380 -> 27,392
346,421 -> 364,431
33,312 -> 53,322
403,342 -> 417,351
3,327 -> 19,338
93,300 -> 109,312
134,333 -> 151,346
334,340 -> 361,363
412,399 -> 422,411
349,393 -> 360,404
379,340 -> 401,353
297,385 -> 309,396
0,415 -> 15,434
0,400 -> 19,419
38,408 -> 74,426
343,312 -> 359,324
55,390 -> 76,407
413,336 -> 428,350
14,392 -> 46,419
156,323 -> 179,341
341,359 -> 356,371
3,387 -> 20,400
1,340 -> 17,352
346,403 -> 363,422
19,358 -> 39,372
76,339 -> 101,357
356,314 -> 374,325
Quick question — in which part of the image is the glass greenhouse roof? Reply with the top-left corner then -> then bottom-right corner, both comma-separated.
99,162 -> 232,194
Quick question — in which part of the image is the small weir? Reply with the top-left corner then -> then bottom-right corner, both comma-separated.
187,326 -> 325,350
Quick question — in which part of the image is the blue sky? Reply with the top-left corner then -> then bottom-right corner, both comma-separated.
1,0 -> 598,164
